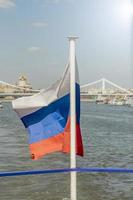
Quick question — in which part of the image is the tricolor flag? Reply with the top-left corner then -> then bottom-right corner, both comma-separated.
12,61 -> 83,160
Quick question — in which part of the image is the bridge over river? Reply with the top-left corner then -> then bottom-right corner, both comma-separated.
0,78 -> 133,101
81,78 -> 133,101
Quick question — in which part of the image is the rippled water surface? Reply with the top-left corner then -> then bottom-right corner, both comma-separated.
0,102 -> 133,200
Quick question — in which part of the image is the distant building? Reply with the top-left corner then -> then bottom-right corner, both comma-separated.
0,83 -> 15,93
0,75 -> 32,93
16,75 -> 32,90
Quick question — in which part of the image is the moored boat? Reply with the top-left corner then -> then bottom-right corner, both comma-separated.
108,99 -> 125,106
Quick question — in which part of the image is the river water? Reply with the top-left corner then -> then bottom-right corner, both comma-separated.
0,102 -> 133,200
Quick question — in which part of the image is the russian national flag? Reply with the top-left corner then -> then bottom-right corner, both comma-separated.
12,62 -> 83,160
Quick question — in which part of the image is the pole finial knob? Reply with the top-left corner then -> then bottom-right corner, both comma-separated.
68,36 -> 78,41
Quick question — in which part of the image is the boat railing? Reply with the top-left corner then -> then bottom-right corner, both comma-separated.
0,167 -> 133,178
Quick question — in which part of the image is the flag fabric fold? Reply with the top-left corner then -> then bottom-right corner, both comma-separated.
12,62 -> 83,160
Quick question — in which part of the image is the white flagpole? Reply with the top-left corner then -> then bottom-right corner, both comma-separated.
68,36 -> 78,200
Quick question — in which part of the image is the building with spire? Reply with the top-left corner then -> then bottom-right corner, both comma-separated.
16,75 -> 32,90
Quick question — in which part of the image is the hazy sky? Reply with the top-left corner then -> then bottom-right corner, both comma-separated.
0,0 -> 132,89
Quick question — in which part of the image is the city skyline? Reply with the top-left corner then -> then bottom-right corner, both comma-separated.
0,0 -> 132,89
